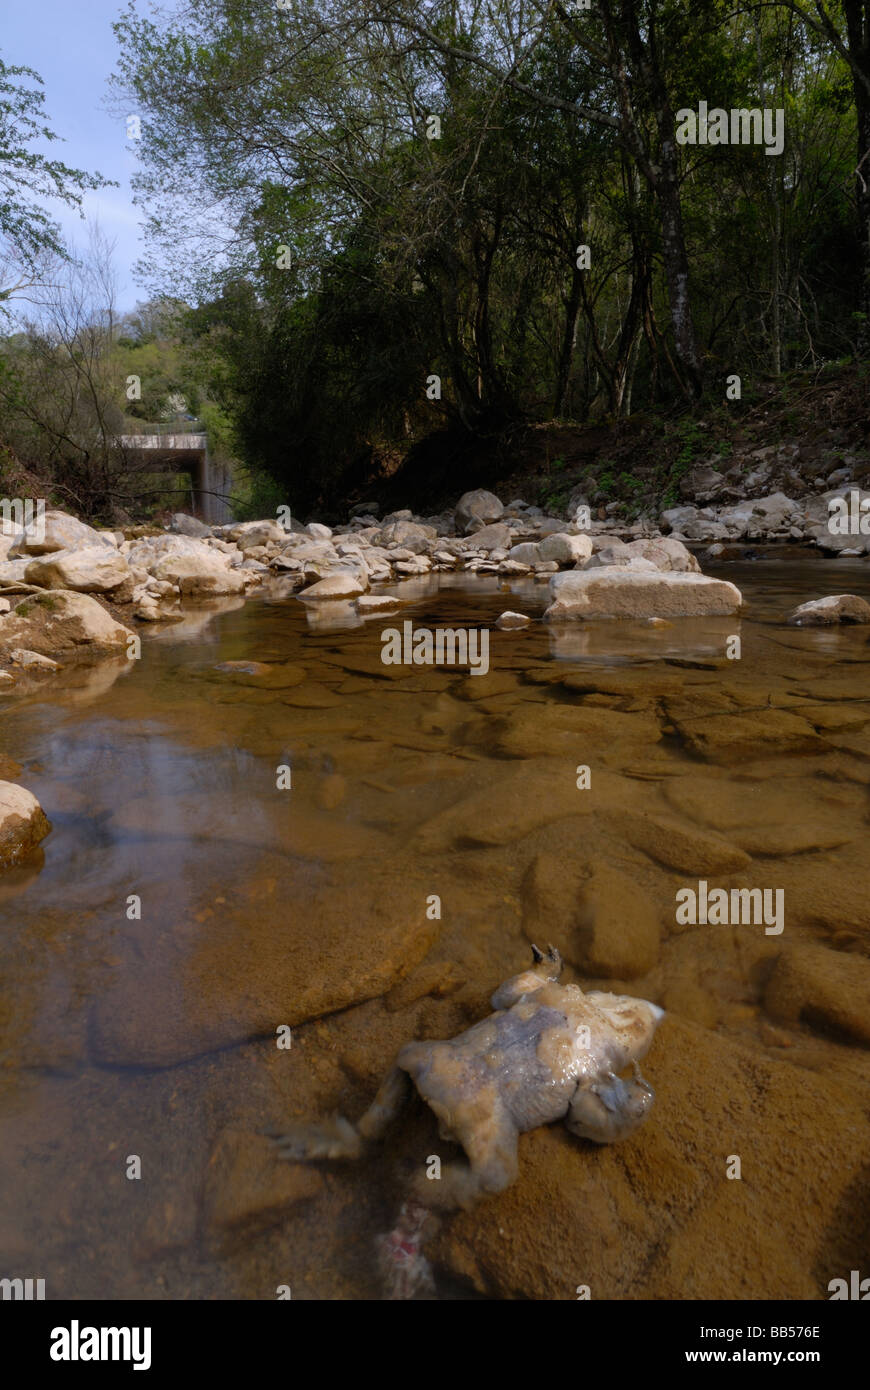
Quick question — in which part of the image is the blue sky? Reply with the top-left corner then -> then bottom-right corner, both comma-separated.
3,0 -> 148,311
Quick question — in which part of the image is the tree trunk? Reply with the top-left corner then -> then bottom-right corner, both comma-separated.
608,1 -> 704,397
852,43 -> 870,348
554,265 -> 584,416
655,172 -> 703,397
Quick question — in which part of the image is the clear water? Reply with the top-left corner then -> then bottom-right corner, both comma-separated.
1,560 -> 868,1299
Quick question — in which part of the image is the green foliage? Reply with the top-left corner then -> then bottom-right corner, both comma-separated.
541,486 -> 569,513
232,469 -> 289,523
0,0 -> 858,508
0,53 -> 112,293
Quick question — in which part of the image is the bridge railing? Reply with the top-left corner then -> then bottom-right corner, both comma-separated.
120,419 -> 204,437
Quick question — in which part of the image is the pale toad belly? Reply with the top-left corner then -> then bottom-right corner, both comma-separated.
398,1004 -> 578,1133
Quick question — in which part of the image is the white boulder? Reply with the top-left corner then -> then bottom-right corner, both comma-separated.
25,546 -> 132,593
0,781 -> 51,867
455,489 -> 504,534
545,569 -> 742,621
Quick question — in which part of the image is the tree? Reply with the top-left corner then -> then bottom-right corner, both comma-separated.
0,53 -> 112,302
772,2 -> 870,342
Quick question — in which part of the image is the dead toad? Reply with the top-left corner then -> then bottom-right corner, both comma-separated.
274,946 -> 664,1292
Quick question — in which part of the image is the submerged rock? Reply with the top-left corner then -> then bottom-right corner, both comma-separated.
670,709 -> 826,763
663,774 -> 858,855
523,854 -> 660,978
765,944 -> 870,1046
604,808 -> 750,874
202,1129 -> 323,1251
89,863 -> 440,1066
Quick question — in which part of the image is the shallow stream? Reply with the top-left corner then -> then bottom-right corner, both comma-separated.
1,557 -> 869,1299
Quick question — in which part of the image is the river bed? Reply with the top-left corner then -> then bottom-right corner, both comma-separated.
1,557 -> 869,1299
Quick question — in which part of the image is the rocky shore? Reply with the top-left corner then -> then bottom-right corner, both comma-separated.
1,490 -> 741,653
2,478 -> 865,656
3,487 -> 870,869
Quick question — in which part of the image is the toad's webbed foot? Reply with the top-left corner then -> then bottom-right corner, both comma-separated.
531,942 -> 562,977
270,1066 -> 410,1164
269,1115 -> 362,1161
565,1063 -> 655,1145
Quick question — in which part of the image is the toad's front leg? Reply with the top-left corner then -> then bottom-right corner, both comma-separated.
565,1064 -> 655,1145
490,944 -> 562,1010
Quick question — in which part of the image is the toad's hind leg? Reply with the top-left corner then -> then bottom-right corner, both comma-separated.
565,1065 -> 655,1145
272,1065 -> 411,1161
357,1065 -> 411,1141
412,1099 -> 520,1211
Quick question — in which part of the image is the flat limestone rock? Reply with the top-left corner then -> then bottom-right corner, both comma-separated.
523,853 -> 660,978
603,808 -> 750,873
493,702 -> 661,760
671,708 -> 827,763
765,943 -> 870,1046
545,570 -> 742,621
662,774 -> 858,855
202,1129 -> 324,1250
90,862 -> 440,1066
414,763 -> 628,852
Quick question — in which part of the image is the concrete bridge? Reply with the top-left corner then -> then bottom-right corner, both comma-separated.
116,433 -> 233,523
